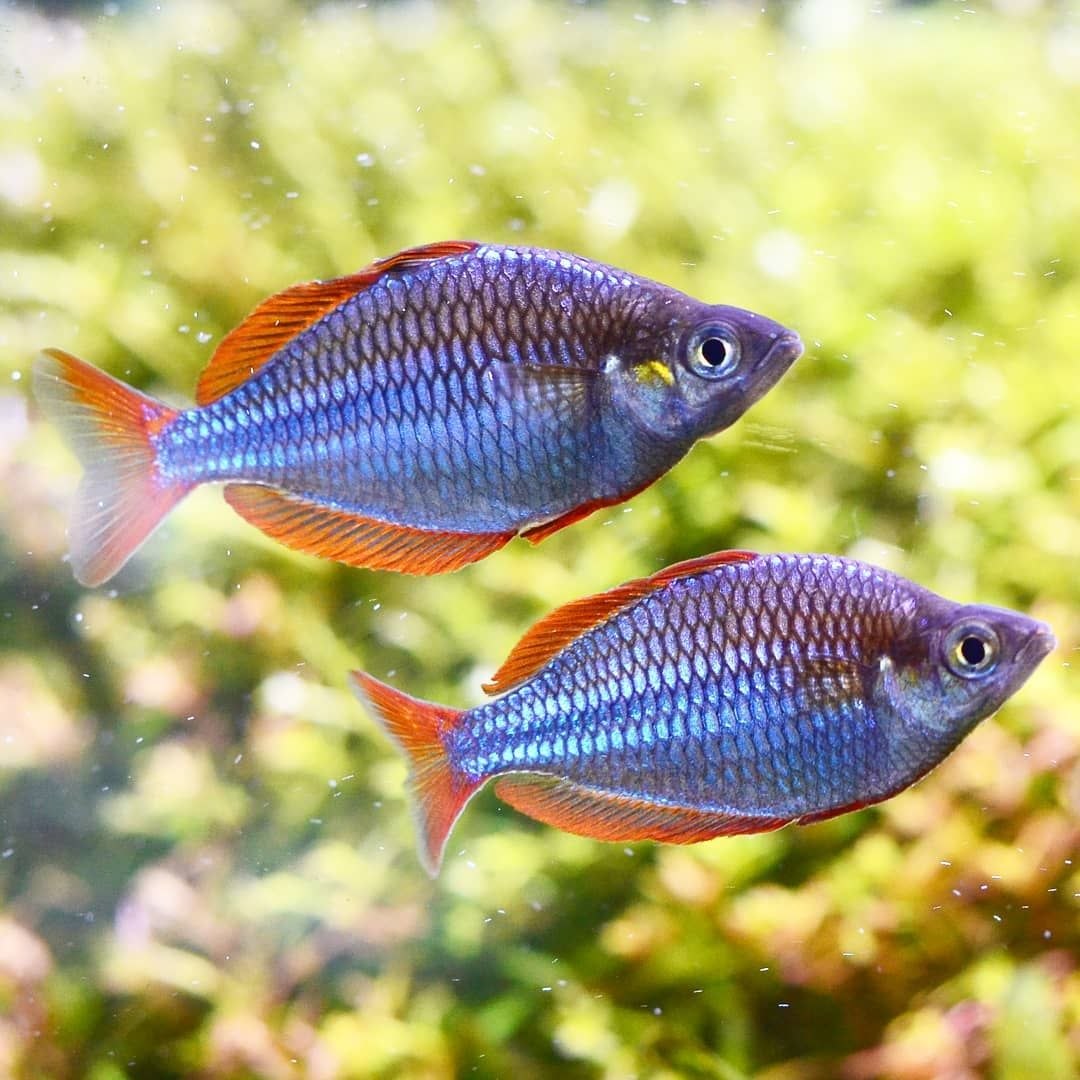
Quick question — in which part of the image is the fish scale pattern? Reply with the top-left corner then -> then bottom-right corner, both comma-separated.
450,554 -> 914,817
157,246 -> 652,532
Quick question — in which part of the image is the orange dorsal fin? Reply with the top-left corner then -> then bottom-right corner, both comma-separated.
195,240 -> 479,405
648,549 -> 759,586
494,775 -> 792,844
482,549 -> 758,695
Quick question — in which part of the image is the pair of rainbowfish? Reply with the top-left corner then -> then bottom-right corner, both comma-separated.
35,241 -> 1054,875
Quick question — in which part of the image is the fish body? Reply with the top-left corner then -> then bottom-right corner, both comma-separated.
351,551 -> 1054,874
33,241 -> 801,585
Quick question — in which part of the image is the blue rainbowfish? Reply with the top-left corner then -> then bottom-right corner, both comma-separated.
351,551 -> 1053,874
34,242 -> 800,584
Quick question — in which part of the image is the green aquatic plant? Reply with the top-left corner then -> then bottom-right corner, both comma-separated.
0,1 -> 1077,1077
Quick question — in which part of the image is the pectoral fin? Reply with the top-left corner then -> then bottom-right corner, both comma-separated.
491,359 -> 610,547
798,654 -> 872,712
495,361 -> 598,416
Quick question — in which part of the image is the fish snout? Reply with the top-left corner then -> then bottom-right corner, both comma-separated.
1019,621 -> 1056,668
762,329 -> 803,370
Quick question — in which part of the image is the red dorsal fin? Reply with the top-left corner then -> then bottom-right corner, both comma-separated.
195,240 -> 479,405
648,549 -> 759,586
224,483 -> 512,574
494,775 -> 791,844
482,549 -> 758,695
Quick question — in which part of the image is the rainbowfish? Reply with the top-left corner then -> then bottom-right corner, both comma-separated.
350,550 -> 1054,875
32,241 -> 801,585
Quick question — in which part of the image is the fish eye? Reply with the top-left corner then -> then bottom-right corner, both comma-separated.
687,328 -> 740,379
943,622 -> 1000,679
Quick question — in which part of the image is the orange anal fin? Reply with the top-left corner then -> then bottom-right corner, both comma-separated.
225,484 -> 512,574
349,671 -> 476,875
796,797 -> 876,828
482,548 -> 759,695
196,240 -> 479,405
494,775 -> 792,844
520,473 -> 655,548
521,500 -> 606,546
33,348 -> 190,586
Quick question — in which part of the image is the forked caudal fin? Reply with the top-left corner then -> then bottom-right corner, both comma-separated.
348,671 -> 478,876
33,348 -> 191,586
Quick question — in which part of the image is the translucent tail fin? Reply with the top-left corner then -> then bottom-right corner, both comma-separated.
33,348 -> 191,586
348,670 -> 478,876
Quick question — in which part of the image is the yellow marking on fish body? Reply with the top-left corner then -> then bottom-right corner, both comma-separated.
633,360 -> 675,387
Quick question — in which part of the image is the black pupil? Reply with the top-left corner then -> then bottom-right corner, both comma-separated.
960,635 -> 987,667
700,337 -> 729,367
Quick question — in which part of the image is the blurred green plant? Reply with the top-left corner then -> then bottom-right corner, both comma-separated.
0,1 -> 1077,1077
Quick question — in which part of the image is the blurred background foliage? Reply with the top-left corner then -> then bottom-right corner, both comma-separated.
0,0 -> 1078,1076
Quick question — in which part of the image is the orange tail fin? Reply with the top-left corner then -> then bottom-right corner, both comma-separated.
33,348 -> 191,586
348,671 -> 478,876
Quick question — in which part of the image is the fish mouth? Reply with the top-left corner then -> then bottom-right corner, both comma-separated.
763,330 -> 804,369
1018,622 -> 1056,670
